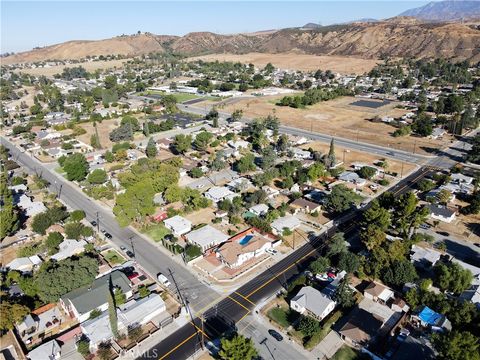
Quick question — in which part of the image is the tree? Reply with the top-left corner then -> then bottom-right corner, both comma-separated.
36,256 -> 98,302
76,339 -> 90,357
235,153 -> 256,173
87,169 -> 108,184
231,109 -> 243,122
413,113 -> 433,137
309,257 -> 330,274
334,277 -> 355,308
337,251 -> 360,273
276,134 -> 290,153
324,184 -> 361,214
418,179 -> 436,192
383,260 -> 418,287
31,212 -> 54,235
437,189 -> 452,204
63,153 -> 89,181
324,138 -> 336,168
435,262 -> 473,294
104,150 -> 114,163
0,301 -> 30,332
146,137 -> 157,158
193,131 -> 213,151
70,209 -> 86,222
45,232 -> 64,254
219,334 -> 258,360
297,315 -> 320,337
108,277 -> 118,338
189,167 -> 203,178
307,163 -> 326,181
259,146 -> 276,170
65,222 -> 89,240
113,180 -> 155,226
394,192 -> 429,239
358,166 -> 377,180
206,108 -> 219,128
142,121 -> 150,137
210,152 -> 227,171
432,331 -> 480,360
172,134 -> 192,154
0,171 -> 19,239
114,287 -> 126,305
327,232 -> 347,256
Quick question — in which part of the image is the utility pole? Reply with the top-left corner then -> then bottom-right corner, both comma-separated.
129,236 -> 135,258
413,139 -> 417,154
400,162 -> 404,178
96,211 -> 100,232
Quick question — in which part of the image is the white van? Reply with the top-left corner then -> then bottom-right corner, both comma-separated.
157,273 -> 171,287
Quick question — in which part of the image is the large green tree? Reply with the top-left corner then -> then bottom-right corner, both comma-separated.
325,184 -> 361,214
219,334 -> 258,360
63,153 -> 89,181
172,134 -> 192,154
113,180 -> 155,226
433,331 -> 480,360
0,171 -> 19,240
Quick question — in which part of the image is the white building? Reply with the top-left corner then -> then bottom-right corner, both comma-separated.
249,204 -> 269,216
271,215 -> 301,235
204,186 -> 238,203
163,215 -> 192,236
6,255 -> 42,274
290,286 -> 336,321
410,245 -> 442,269
427,204 -> 456,223
185,225 -> 229,252
50,239 -> 87,261
27,339 -> 61,360
363,282 -> 394,304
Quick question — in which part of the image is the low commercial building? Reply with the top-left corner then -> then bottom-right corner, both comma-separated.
163,215 -> 192,236
185,225 -> 229,252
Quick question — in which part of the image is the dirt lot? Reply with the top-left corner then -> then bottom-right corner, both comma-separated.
302,141 -> 417,175
14,59 -> 127,77
77,118 -> 120,149
188,52 -> 379,75
220,95 -> 451,155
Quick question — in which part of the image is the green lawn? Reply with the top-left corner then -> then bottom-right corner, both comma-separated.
103,249 -> 125,266
142,90 -> 200,103
268,307 -> 291,328
142,224 -> 172,242
331,346 -> 364,360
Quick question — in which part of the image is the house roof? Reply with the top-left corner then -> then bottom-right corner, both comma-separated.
410,245 -> 442,265
185,225 -> 229,249
249,203 -> 269,213
216,232 -> 272,266
50,239 -> 87,261
204,186 -> 235,200
80,312 -> 112,345
427,204 -> 455,218
61,271 -> 130,316
118,294 -> 165,327
6,255 -> 42,271
364,281 -> 391,299
27,339 -> 61,360
164,215 -> 192,232
271,215 -> 301,231
417,306 -> 444,326
339,308 -> 383,344
291,198 -> 321,210
291,286 -> 335,318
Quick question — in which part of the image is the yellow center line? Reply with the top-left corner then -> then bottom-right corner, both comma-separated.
237,310 -> 251,323
189,321 -> 211,340
227,295 -> 250,311
193,296 -> 224,317
159,331 -> 198,360
234,291 -> 256,306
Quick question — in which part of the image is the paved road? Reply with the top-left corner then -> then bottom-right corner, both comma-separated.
138,168 -> 432,360
0,137 -> 219,314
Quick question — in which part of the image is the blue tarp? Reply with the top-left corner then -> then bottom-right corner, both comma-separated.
418,306 -> 442,325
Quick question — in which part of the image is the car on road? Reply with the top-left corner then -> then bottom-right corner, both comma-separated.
268,329 -> 283,341
125,250 -> 134,258
90,220 -> 97,227
157,273 -> 171,287
386,151 -> 395,156
266,248 -> 278,255
120,245 -> 126,251
436,231 -> 450,237
104,232 -> 112,239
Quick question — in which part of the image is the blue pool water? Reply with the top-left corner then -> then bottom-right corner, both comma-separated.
239,235 -> 254,246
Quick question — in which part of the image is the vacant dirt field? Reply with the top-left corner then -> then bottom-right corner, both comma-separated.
14,59 -> 127,77
188,52 -> 379,74
302,141 -> 416,175
221,95 -> 451,155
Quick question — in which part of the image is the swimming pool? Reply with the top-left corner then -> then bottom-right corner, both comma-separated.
238,235 -> 254,246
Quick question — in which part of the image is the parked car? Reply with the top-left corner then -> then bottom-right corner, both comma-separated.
266,248 -> 278,255
268,329 -> 283,341
127,272 -> 139,280
157,273 -> 171,287
90,220 -> 97,227
419,224 -> 430,230
436,231 -> 450,237
126,250 -> 134,258
120,245 -> 126,251
104,232 -> 112,239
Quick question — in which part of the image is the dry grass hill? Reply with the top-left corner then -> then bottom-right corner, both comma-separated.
3,18 -> 480,64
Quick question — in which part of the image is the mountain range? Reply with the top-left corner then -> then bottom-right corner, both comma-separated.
3,1 -> 480,64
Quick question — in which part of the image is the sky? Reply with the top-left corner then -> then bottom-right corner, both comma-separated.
1,0 -> 433,53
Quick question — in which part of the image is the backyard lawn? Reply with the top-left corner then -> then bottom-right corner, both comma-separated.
102,249 -> 125,266
142,90 -> 200,103
331,346 -> 367,360
142,223 -> 172,242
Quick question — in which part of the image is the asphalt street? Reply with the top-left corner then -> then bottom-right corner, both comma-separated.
0,136 -> 220,314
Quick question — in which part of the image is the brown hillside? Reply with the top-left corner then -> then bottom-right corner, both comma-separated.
3,19 -> 480,64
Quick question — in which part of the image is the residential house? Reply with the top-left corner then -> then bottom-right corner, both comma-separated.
6,256 -> 42,274
27,339 -> 61,360
17,304 -> 63,346
16,195 -> 47,217
292,148 -> 311,160
249,204 -> 269,217
271,215 -> 301,235
410,245 -> 442,269
363,281 -> 394,304
450,173 -> 474,185
227,178 -> 252,193
411,306 -> 451,332
215,229 -> 274,268
50,239 -> 87,261
163,215 -> 192,237
425,188 -> 455,203
184,225 -> 229,252
460,285 -> 480,309
60,271 -> 132,323
427,204 -> 456,223
227,140 -> 250,150
290,198 -> 321,214
204,186 -> 238,203
290,286 -> 336,321
430,127 -> 446,139
338,308 -> 384,347
338,171 -> 367,186
81,294 -> 166,351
